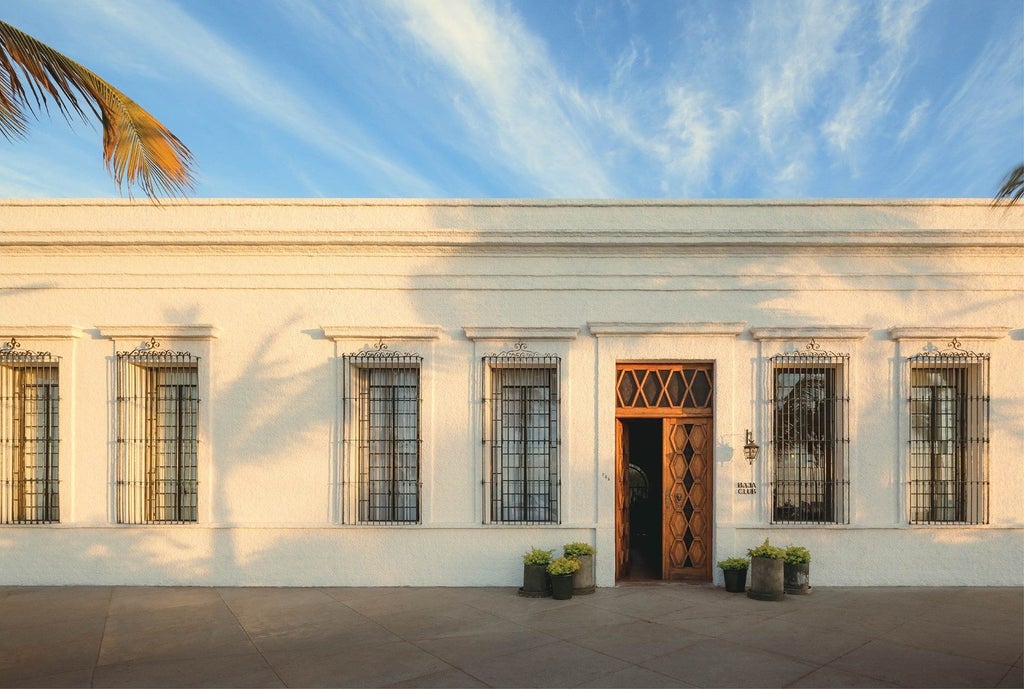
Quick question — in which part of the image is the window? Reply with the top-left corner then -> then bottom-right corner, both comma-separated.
769,342 -> 849,524
116,340 -> 199,524
342,350 -> 421,524
0,339 -> 59,524
483,347 -> 560,524
909,344 -> 989,524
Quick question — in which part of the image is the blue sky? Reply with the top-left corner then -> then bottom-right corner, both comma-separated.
1,0 -> 1022,198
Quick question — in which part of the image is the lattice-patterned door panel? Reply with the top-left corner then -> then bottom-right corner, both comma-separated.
663,418 -> 712,581
616,364 -> 713,413
615,419 -> 631,578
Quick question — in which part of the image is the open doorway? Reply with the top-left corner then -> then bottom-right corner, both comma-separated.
622,418 -> 662,580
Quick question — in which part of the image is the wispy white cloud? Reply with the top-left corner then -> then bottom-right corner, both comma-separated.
611,39 -> 643,88
937,32 -> 1024,144
749,1 -> 857,156
822,0 -> 927,169
387,0 -> 618,196
60,0 -> 440,195
879,0 -> 927,53
657,88 -> 741,195
897,100 -> 930,145
928,31 -> 1024,192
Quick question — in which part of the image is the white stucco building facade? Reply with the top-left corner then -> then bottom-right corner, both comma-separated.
1,199 -> 1021,587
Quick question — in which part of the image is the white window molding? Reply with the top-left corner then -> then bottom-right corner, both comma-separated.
890,327 -> 1001,527
321,326 -> 443,342
99,326 -> 217,525
751,326 -> 870,342
0,327 -> 83,525
751,327 -> 865,526
465,329 -> 574,526
322,327 -> 440,526
0,326 -> 84,341
464,327 -> 579,342
97,325 -> 221,342
589,322 -> 745,337
888,327 -> 1011,342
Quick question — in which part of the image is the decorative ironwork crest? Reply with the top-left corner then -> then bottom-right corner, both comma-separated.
777,338 -> 846,358
347,338 -> 418,359
0,337 -> 53,360
916,337 -> 984,359
117,337 -> 192,358
487,341 -> 553,359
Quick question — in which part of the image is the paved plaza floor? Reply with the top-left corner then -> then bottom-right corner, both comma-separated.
0,584 -> 1020,688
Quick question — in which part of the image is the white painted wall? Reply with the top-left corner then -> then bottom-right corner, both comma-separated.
1,199 -> 1021,586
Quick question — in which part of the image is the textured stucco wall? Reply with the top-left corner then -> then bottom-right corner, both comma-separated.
0,199 -> 1021,586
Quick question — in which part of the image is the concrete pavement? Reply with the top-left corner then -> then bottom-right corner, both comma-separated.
0,584 -> 1020,688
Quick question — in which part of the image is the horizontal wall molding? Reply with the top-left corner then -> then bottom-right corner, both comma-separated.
464,327 -> 580,341
589,322 -> 746,337
321,326 -> 443,341
888,326 -> 1012,341
750,326 -> 871,341
97,325 -> 221,341
0,326 -> 83,339
3,200 -> 1021,254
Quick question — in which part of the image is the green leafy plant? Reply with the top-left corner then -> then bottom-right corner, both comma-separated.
523,546 -> 554,566
784,545 -> 811,564
563,541 -> 596,558
747,538 -> 785,560
716,556 -> 750,571
546,556 -> 581,576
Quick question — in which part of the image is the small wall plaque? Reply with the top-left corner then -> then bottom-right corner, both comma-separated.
736,482 -> 757,495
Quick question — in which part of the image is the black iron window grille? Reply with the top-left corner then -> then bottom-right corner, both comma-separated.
768,340 -> 850,525
0,338 -> 59,524
908,339 -> 989,525
342,341 -> 422,524
483,343 -> 560,524
116,339 -> 199,524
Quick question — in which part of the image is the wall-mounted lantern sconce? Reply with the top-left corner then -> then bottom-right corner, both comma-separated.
743,429 -> 760,465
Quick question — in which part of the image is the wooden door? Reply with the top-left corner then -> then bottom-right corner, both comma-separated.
663,418 -> 713,580
616,362 -> 714,582
615,419 -> 631,578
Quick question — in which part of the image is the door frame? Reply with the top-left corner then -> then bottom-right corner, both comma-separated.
614,362 -> 715,582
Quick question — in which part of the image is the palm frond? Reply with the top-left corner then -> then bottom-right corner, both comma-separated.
0,20 -> 194,197
994,164 -> 1024,206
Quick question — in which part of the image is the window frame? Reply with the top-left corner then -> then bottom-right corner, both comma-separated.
907,342 -> 989,525
115,339 -> 200,525
482,344 -> 561,525
341,346 -> 423,525
0,338 -> 60,524
767,341 -> 850,525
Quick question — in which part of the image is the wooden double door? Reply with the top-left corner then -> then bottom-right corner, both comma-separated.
615,363 -> 714,582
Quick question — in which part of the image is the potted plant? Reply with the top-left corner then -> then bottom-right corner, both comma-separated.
563,541 -> 596,595
716,556 -> 749,593
520,546 -> 554,598
746,538 -> 785,601
546,556 -> 580,600
783,545 -> 811,595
